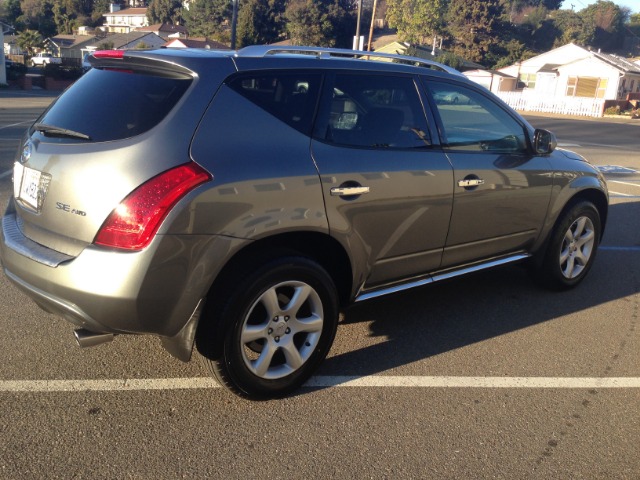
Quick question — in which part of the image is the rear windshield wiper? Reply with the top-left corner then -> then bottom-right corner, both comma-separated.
34,123 -> 92,141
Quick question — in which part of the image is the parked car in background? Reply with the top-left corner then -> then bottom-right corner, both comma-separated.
0,46 -> 608,399
433,90 -> 471,104
30,53 -> 62,67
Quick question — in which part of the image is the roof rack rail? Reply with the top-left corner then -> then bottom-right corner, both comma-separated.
235,45 -> 463,77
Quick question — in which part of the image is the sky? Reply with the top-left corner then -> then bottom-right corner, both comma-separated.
562,0 -> 640,13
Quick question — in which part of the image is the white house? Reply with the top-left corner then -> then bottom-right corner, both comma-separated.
462,69 -> 517,93
462,43 -> 640,117
496,43 -> 640,101
102,6 -> 149,33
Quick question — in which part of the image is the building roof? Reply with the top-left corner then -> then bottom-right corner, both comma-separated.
46,35 -> 98,49
103,7 -> 148,17
501,43 -> 640,76
164,38 -> 230,49
464,69 -> 515,79
89,32 -> 163,49
137,23 -> 188,37
538,63 -> 561,73
591,51 -> 640,75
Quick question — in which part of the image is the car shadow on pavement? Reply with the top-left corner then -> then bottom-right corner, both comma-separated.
314,200 -> 640,382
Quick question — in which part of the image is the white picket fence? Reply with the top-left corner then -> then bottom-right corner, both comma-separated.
495,91 -> 606,118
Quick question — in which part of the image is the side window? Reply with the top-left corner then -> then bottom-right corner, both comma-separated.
315,74 -> 431,149
427,81 -> 528,154
228,73 -> 321,135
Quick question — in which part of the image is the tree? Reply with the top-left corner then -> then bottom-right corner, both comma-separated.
16,29 -> 43,55
551,9 -> 595,47
3,0 -> 24,28
580,0 -> 627,51
385,0 -> 447,44
445,0 -> 504,65
285,0 -> 328,46
92,0 -> 113,24
487,38 -> 536,68
96,40 -> 114,49
183,0 -> 231,42
52,0 -> 73,34
236,0 -> 285,47
325,0 -> 356,48
19,0 -> 56,36
147,0 -> 183,24
284,0 -> 355,48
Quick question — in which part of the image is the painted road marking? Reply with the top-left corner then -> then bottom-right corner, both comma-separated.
1,376 -> 640,393
0,120 -> 36,131
610,180 -> 640,188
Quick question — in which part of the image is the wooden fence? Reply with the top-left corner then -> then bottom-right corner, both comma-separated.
495,91 -> 606,118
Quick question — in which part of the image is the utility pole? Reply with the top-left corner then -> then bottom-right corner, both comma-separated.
367,0 -> 379,52
0,22 -> 11,86
230,0 -> 239,50
354,0 -> 363,50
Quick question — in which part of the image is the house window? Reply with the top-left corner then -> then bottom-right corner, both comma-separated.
566,77 -> 577,96
517,73 -> 536,90
566,77 -> 607,98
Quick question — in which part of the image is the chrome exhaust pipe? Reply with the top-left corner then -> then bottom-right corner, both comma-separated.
74,328 -> 114,348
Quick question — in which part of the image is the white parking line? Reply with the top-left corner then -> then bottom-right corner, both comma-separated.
0,120 -> 36,130
608,191 -> 635,197
1,376 -> 640,393
306,376 -> 640,389
600,246 -> 640,251
610,180 -> 640,188
0,169 -> 12,180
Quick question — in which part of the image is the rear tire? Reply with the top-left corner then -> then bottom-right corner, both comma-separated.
197,256 -> 339,399
533,201 -> 601,290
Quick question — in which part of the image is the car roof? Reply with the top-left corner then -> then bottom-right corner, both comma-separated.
100,46 -> 466,83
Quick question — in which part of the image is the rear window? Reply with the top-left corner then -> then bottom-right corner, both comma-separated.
35,68 -> 192,143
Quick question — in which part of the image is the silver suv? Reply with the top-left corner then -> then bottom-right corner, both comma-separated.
0,46 -> 608,398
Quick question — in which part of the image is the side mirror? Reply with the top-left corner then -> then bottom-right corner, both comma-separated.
533,129 -> 557,155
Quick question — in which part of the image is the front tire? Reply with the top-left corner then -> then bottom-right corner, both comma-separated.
197,256 -> 339,399
534,201 -> 601,290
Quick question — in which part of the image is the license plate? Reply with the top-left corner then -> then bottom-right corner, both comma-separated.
16,165 -> 45,211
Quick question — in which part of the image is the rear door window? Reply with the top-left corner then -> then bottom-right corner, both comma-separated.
314,73 -> 432,149
35,68 -> 192,143
228,73 -> 321,135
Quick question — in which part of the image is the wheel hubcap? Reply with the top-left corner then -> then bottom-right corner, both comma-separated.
240,281 -> 324,380
559,216 -> 595,279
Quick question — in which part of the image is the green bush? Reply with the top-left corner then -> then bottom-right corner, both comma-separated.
604,106 -> 621,115
43,63 -> 83,80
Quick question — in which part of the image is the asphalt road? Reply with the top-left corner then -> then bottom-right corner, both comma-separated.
0,91 -> 639,479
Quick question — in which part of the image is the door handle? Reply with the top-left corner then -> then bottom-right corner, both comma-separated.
458,179 -> 485,187
330,186 -> 370,196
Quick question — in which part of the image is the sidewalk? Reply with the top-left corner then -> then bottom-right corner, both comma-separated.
521,110 -> 640,126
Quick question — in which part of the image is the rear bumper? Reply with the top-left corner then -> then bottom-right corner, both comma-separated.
0,209 -> 238,340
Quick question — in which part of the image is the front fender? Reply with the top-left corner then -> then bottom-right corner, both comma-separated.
533,167 -> 608,254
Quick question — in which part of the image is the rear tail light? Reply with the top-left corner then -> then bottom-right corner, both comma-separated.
94,162 -> 211,250
93,50 -> 125,59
